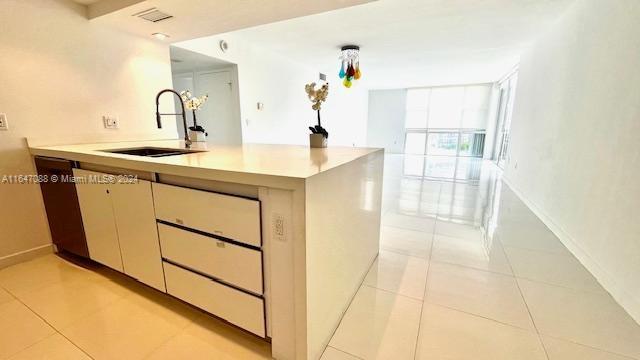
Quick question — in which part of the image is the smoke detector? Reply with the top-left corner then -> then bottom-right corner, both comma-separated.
219,40 -> 229,52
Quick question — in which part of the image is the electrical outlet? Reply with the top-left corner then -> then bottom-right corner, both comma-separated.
102,115 -> 119,129
0,113 -> 8,130
273,213 -> 286,242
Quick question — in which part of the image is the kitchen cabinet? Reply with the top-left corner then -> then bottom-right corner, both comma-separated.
110,175 -> 165,291
74,169 -> 165,291
31,141 -> 385,360
163,261 -> 266,337
74,169 -> 122,272
35,157 -> 89,258
158,223 -> 263,294
153,183 -> 266,336
153,182 -> 261,247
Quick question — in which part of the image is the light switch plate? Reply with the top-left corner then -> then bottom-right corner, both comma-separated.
0,113 -> 8,130
102,115 -> 119,129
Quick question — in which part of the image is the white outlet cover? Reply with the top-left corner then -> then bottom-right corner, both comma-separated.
102,115 -> 119,129
0,113 -> 8,130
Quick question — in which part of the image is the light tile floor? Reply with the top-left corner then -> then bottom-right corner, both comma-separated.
1,154 -> 639,360
0,255 -> 270,359
323,154 -> 640,360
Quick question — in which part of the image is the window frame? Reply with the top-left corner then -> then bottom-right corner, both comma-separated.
404,83 -> 492,157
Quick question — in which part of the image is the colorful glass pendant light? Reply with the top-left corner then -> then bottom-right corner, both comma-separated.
347,61 -> 355,79
339,45 -> 361,88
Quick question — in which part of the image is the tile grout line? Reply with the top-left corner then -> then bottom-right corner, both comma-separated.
505,274 -> 640,360
379,247 -> 429,260
421,299 -> 538,332
382,222 -> 438,234
377,247 -> 430,261
541,334 -> 640,360
500,242 -> 573,256
324,345 -> 366,360
508,274 -> 607,295
2,285 -> 96,360
318,251 -> 381,359
501,242 -> 551,360
428,258 -> 515,277
498,237 -> 607,294
360,284 -> 424,302
141,315 -> 202,360
411,182 -> 441,360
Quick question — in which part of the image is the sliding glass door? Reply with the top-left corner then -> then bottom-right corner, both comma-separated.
404,84 -> 492,157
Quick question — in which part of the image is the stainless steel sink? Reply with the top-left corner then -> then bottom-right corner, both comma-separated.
101,147 -> 204,157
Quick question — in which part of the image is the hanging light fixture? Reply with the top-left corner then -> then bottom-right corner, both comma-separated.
338,45 -> 361,88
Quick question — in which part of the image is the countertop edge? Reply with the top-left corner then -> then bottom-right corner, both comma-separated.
29,146 -> 307,190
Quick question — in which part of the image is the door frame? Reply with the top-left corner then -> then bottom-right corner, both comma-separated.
492,69 -> 518,169
194,67 -> 242,144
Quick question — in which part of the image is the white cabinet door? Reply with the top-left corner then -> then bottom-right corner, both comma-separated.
73,169 -> 123,272
111,178 -> 165,292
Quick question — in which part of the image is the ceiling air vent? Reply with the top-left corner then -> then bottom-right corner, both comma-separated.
133,8 -> 173,23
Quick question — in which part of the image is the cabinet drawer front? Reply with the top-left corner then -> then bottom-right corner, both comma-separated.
153,183 -> 261,247
163,262 -> 265,337
158,224 -> 263,294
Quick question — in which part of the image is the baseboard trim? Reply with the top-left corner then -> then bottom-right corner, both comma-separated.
502,177 -> 640,325
0,244 -> 53,269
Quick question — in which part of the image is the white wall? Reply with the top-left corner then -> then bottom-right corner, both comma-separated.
175,34 -> 369,147
366,89 -> 407,153
505,0 -> 640,322
0,0 -> 176,261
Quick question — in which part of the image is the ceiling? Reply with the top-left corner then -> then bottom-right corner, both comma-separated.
80,0 -> 374,42
71,0 -> 100,4
169,46 -> 233,73
229,0 -> 574,89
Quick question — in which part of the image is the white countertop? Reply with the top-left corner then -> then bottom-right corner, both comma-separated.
29,140 -> 382,184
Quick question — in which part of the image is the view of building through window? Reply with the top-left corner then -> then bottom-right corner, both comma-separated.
404,84 -> 493,157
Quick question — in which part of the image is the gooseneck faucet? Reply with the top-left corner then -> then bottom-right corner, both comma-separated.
155,89 -> 192,148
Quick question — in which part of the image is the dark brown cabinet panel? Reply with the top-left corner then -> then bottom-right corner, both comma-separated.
35,156 -> 89,258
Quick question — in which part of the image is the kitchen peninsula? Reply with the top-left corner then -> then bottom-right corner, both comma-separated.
29,140 -> 384,360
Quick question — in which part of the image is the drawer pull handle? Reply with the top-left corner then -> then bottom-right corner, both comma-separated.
216,241 -> 226,248
176,218 -> 184,225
